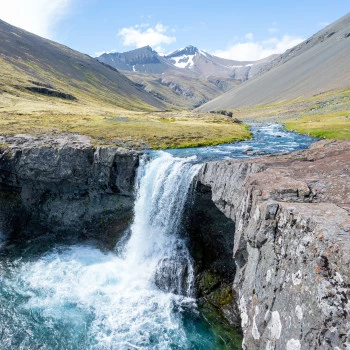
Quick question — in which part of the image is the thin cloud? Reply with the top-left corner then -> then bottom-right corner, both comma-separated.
0,0 -> 73,38
214,35 -> 304,61
118,24 -> 176,48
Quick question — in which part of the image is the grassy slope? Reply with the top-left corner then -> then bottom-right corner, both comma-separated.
284,88 -> 350,139
0,58 -> 250,149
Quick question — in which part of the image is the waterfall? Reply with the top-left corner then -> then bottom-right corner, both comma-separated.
125,151 -> 201,296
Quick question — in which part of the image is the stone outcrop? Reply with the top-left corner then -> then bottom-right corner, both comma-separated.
197,140 -> 350,350
0,134 -> 139,246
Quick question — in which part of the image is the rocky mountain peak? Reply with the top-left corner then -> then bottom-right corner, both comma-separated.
166,45 -> 199,58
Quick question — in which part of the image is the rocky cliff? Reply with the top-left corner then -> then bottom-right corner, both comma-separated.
197,140 -> 350,349
0,134 -> 139,247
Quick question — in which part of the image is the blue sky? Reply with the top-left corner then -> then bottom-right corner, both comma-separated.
0,1 -> 349,60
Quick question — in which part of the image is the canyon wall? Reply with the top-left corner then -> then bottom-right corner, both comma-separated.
197,140 -> 350,349
0,134 -> 139,246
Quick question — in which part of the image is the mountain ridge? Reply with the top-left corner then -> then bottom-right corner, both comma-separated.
97,44 -> 276,79
97,45 -> 277,108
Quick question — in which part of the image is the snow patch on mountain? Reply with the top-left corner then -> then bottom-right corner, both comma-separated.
171,54 -> 195,68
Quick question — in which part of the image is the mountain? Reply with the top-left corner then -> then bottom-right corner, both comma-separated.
198,13 -> 350,111
98,46 -> 175,74
97,45 -> 276,108
0,19 -> 165,112
98,45 -> 276,82
165,45 -> 277,81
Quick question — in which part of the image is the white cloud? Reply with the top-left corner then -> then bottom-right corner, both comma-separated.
214,35 -> 304,61
118,23 -> 176,48
245,33 -> 254,40
0,0 -> 73,38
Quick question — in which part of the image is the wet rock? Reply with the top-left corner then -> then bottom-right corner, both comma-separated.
154,257 -> 192,295
198,140 -> 350,350
242,147 -> 253,154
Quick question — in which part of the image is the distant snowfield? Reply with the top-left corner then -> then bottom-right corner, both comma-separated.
171,54 -> 195,68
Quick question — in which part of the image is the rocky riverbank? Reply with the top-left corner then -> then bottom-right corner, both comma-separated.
0,134 -> 139,247
197,140 -> 350,349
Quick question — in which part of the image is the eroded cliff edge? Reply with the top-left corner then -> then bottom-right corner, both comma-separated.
197,140 -> 350,350
0,134 -> 139,246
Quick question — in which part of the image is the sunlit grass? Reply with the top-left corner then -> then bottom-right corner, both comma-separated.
0,111 -> 251,149
285,111 -> 350,140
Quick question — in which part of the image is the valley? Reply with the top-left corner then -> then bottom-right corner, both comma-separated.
97,45 -> 276,109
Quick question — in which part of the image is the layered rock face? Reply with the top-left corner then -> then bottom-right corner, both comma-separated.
0,134 -> 139,246
198,140 -> 350,350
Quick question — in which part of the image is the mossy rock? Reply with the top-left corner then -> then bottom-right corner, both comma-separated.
200,303 -> 243,350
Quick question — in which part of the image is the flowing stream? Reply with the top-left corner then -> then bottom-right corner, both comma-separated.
0,125 -> 316,349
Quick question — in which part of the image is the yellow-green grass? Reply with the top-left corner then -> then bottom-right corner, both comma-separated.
285,112 -> 350,140
226,87 -> 350,123
0,111 -> 251,149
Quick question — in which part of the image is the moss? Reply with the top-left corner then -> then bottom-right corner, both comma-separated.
0,189 -> 21,201
210,285 -> 235,306
200,303 -> 243,350
198,271 -> 221,294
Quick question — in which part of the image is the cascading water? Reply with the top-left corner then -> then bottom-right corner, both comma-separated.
124,153 -> 201,297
